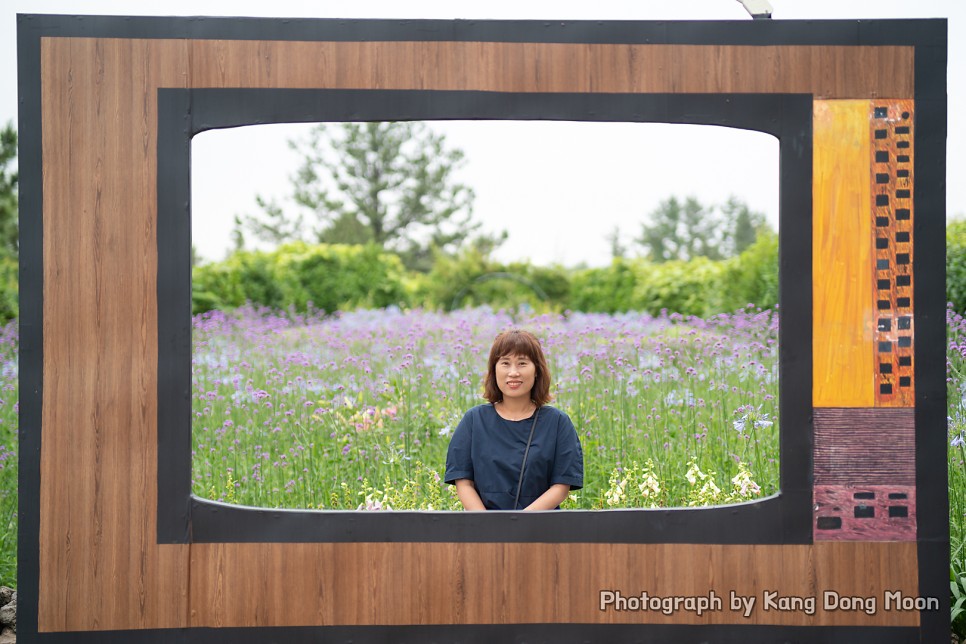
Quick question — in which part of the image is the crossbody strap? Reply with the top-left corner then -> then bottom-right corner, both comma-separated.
513,409 -> 539,510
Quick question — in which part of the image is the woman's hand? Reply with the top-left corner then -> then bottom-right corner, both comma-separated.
523,483 -> 571,511
454,478 -> 486,511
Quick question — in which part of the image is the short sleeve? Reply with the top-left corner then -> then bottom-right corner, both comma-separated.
444,411 -> 474,485
551,412 -> 583,490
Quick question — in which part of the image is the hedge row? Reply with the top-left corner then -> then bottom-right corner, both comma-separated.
192,242 -> 408,315
4,219 -> 963,322
191,233 -> 779,316
0,255 -> 15,323
949,220 -> 966,314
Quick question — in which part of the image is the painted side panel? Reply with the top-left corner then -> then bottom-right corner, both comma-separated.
813,101 -> 874,407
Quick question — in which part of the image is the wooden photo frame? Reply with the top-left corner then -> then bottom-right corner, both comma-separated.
17,14 -> 947,643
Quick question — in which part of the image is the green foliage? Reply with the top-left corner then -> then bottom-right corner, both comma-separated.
525,263 -> 572,307
568,233 -> 776,317
631,256 -> 724,316
412,247 -> 570,312
721,195 -> 767,256
0,123 -> 16,259
276,242 -> 408,313
949,219 -> 966,313
192,249 -> 289,313
193,226 -> 782,319
0,123 -> 17,323
0,256 -> 17,324
953,563 -> 966,639
409,247 -> 492,309
568,259 -> 639,313
192,242 -> 408,315
713,229 -> 779,312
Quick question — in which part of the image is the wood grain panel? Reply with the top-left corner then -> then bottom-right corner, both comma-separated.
813,100 -> 875,407
186,40 -> 913,97
37,33 -> 73,634
813,408 -> 915,485
189,542 -> 918,627
36,34 -> 921,632
39,37 -> 191,632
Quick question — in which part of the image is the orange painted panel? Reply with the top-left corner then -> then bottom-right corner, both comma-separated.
813,101 -> 874,407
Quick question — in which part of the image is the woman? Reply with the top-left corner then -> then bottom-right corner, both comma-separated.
445,329 -> 583,510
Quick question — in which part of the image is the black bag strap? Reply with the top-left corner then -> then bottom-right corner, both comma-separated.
513,408 -> 539,510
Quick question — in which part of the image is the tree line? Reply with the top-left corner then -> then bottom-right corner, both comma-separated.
191,232 -> 779,317
227,121 -> 772,270
188,120 -> 779,317
3,119 -> 966,322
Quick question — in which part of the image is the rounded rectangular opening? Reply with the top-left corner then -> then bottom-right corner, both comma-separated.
189,120 -> 780,512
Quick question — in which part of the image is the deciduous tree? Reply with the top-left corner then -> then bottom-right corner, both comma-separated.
239,122 -> 503,271
635,195 -> 769,262
0,123 -> 17,259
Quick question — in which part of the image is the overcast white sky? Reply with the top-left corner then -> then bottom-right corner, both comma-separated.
3,1 -> 962,266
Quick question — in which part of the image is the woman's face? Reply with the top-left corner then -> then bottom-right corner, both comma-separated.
494,353 -> 536,403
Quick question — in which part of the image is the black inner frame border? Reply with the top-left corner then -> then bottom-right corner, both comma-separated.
157,89 -> 813,545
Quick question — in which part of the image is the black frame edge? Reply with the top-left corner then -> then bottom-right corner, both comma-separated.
913,19 -> 949,644
26,624 -> 924,644
15,13 -> 950,47
16,13 -> 44,643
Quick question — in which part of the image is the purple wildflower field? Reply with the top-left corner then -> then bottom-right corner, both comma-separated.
190,305 -> 779,510
0,319 -> 16,587
947,308 -> 966,590
2,306 -> 963,604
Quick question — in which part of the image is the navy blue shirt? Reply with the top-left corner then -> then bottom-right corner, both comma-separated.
445,404 -> 583,510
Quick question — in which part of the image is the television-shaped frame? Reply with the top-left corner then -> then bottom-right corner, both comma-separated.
18,13 -> 947,643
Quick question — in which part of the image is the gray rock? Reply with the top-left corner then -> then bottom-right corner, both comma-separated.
0,589 -> 11,607
0,601 -> 14,630
0,626 -> 14,643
